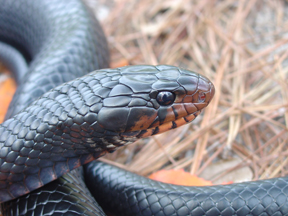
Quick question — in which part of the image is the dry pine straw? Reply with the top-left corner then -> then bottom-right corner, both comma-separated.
84,0 -> 288,183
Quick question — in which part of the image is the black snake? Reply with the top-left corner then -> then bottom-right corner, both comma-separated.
0,0 -> 288,216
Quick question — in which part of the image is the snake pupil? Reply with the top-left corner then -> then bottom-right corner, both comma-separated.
156,91 -> 175,106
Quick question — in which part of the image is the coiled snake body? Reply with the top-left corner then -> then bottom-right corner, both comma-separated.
0,0 -> 287,216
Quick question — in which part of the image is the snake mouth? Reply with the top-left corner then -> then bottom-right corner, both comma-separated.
120,110 -> 201,139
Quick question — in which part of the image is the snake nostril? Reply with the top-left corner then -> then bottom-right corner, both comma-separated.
198,92 -> 206,102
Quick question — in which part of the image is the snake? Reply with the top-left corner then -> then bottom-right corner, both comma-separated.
0,0 -> 287,216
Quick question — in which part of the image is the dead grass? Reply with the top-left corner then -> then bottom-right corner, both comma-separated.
87,0 -> 288,182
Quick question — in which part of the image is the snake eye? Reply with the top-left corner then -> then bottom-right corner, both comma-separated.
198,92 -> 206,102
156,91 -> 175,106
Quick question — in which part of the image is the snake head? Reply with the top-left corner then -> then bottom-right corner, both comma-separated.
96,65 -> 214,141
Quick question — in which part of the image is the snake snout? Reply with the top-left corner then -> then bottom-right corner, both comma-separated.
175,73 -> 214,115
197,75 -> 215,103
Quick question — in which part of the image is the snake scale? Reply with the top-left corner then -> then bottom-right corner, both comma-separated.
0,0 -> 288,216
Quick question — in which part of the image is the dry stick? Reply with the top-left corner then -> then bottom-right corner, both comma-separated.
240,121 -> 254,158
239,107 -> 286,132
173,158 -> 196,171
257,57 -> 288,102
137,32 -> 158,65
205,20 -> 244,57
160,21 -> 189,63
254,87 -> 282,107
134,122 -> 208,175
109,32 -> 142,44
196,142 -> 227,176
207,23 -> 218,56
253,126 -> 261,178
152,137 -> 177,165
238,108 -> 287,132
247,126 -> 259,178
258,155 -> 282,179
278,63 -> 288,129
227,40 -> 288,81
258,149 -> 288,169
228,22 -> 245,149
259,141 -> 286,178
230,127 -> 287,179
233,140 -> 260,162
254,126 -> 263,158
271,157 -> 288,178
169,130 -> 227,172
213,0 -> 238,14
190,46 -> 230,174
191,41 -> 213,75
259,138 -> 284,174
206,129 -> 228,147
238,107 -> 286,129
238,114 -> 286,167
98,158 -> 133,172
265,117 -> 285,136
226,60 -> 274,80
137,131 -> 199,175
242,65 -> 288,104
209,158 -> 250,182
130,126 -> 189,170
247,38 -> 288,65
241,130 -> 286,161
160,0 -> 208,61
165,156 -> 194,171
129,138 -> 186,174
190,0 -> 250,174
135,9 -> 159,65
242,103 -> 288,112
111,39 -> 134,61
